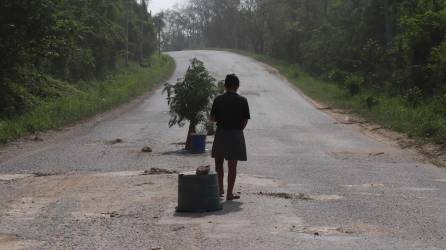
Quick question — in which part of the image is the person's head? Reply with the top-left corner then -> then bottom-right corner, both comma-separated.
224,74 -> 239,92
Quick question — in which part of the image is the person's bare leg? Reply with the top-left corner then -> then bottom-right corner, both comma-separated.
215,156 -> 224,196
227,160 -> 239,200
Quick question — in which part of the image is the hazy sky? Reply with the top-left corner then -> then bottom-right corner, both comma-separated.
150,0 -> 186,14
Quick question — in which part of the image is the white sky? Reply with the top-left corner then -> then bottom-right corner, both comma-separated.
150,0 -> 186,14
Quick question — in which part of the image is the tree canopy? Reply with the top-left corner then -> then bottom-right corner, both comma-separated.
163,58 -> 218,149
161,0 -> 446,104
0,0 -> 157,117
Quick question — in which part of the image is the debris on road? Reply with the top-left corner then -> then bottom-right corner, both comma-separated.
369,152 -> 385,157
336,227 -> 355,234
134,182 -> 154,187
171,226 -> 185,232
101,211 -> 121,218
142,168 -> 177,175
317,106 -> 332,110
32,172 -> 58,177
196,165 -> 210,175
258,192 -> 313,200
259,192 -> 343,201
107,138 -> 124,145
33,135 -> 44,142
142,146 -> 153,153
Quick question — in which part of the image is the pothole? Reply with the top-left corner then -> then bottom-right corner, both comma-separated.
258,192 -> 342,201
294,226 -> 354,236
32,172 -> 59,177
142,168 -> 177,175
72,211 -> 137,219
329,151 -> 385,160
275,223 -> 395,237
105,138 -> 124,145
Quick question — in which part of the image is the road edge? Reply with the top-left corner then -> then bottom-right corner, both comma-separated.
215,49 -> 445,169
0,55 -> 177,167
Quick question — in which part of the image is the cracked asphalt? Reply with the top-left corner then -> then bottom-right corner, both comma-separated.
1,50 -> 446,249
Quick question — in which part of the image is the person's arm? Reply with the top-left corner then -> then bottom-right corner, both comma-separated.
210,115 -> 217,122
241,98 -> 250,130
210,98 -> 218,123
241,119 -> 248,129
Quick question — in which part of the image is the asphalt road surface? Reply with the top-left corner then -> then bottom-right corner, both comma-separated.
1,50 -> 446,249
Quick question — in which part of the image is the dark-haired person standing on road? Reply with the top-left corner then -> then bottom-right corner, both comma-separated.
210,74 -> 250,200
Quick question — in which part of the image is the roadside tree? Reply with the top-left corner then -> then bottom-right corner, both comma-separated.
163,58 -> 218,150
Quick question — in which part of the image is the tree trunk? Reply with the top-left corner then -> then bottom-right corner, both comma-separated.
185,122 -> 196,151
125,0 -> 129,65
323,0 -> 328,18
384,0 -> 392,47
139,21 -> 144,64
159,29 -> 161,56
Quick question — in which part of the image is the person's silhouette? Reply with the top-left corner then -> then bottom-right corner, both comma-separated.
210,74 -> 250,200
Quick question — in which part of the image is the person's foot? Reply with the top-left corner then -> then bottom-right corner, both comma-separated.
226,193 -> 240,200
219,192 -> 225,197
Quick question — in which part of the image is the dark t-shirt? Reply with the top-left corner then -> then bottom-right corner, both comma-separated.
210,92 -> 250,130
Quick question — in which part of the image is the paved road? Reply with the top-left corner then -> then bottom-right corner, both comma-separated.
1,50 -> 446,249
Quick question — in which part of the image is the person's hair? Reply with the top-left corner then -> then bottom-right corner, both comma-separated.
224,74 -> 240,88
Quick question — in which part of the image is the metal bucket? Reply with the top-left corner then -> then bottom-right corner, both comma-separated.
176,172 -> 222,212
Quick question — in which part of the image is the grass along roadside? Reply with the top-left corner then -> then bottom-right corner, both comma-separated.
225,49 -> 446,145
0,54 -> 175,143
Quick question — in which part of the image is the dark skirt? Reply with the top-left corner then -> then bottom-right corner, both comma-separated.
211,128 -> 247,161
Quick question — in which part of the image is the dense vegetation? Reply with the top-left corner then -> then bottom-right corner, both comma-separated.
162,0 -> 446,142
0,0 -> 174,142
0,0 -> 156,117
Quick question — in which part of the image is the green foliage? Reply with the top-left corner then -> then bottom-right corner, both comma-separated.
163,58 -> 218,128
344,74 -> 365,96
0,55 -> 174,143
217,80 -> 226,95
164,0 -> 445,100
237,50 -> 446,144
162,0 -> 445,143
0,0 -> 157,118
404,87 -> 424,107
288,65 -> 301,79
361,96 -> 380,111
328,69 -> 348,83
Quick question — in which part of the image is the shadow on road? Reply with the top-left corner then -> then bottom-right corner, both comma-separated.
161,149 -> 211,156
174,201 -> 243,218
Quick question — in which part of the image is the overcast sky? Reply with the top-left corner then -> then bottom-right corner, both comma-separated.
150,0 -> 186,14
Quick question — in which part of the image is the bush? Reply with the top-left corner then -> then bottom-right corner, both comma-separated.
163,58 -> 218,150
0,55 -> 174,143
404,86 -> 424,107
328,69 -> 348,83
344,74 -> 365,96
288,64 -> 300,79
361,96 -> 379,111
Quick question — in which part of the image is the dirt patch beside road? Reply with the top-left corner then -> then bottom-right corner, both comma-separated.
312,100 -> 446,168
0,171 -> 178,249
